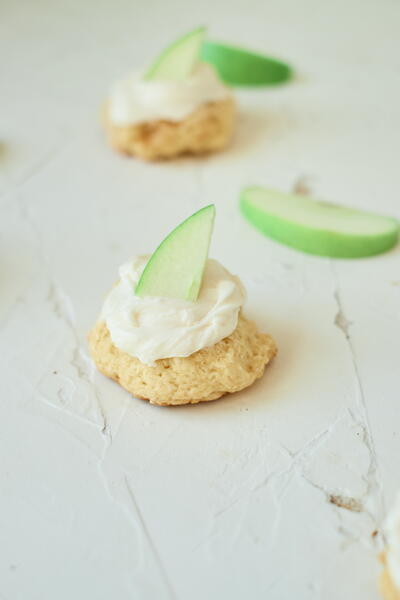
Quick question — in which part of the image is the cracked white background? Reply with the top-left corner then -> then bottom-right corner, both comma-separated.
1,0 -> 400,598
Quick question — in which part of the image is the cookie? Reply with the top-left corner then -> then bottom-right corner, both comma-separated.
89,313 -> 277,406
103,98 -> 235,161
379,553 -> 400,600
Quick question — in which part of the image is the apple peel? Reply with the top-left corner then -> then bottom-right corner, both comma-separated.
240,187 -> 399,258
144,27 -> 206,82
200,41 -> 292,86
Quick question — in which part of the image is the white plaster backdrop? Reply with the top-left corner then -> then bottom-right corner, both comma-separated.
1,0 -> 399,599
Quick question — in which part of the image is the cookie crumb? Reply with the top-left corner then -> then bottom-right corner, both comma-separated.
329,495 -> 363,512
292,175 -> 313,196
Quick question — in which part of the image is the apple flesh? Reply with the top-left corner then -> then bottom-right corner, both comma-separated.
144,27 -> 206,82
240,187 -> 399,258
200,41 -> 292,86
135,205 -> 215,301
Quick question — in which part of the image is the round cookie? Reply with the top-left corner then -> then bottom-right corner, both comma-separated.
89,313 -> 277,406
103,98 -> 235,161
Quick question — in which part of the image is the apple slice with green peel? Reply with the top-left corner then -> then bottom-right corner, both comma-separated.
143,27 -> 206,82
240,187 -> 399,258
135,205 -> 215,301
200,41 -> 292,86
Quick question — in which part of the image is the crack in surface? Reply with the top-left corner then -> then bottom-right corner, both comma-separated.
124,477 -> 177,600
211,414 -> 342,518
46,281 -> 108,435
333,290 -> 352,339
207,399 -> 382,555
18,190 -> 108,436
0,138 -> 74,205
93,400 -> 179,597
330,261 -> 384,527
207,417 -> 345,554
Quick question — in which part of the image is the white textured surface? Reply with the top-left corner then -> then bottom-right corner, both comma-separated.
1,1 -> 399,598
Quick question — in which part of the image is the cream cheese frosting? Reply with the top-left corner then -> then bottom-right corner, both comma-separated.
109,63 -> 231,126
100,256 -> 246,365
385,493 -> 400,589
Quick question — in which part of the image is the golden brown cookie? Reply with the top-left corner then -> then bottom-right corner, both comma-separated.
103,98 -> 235,160
89,313 -> 277,406
379,552 -> 400,600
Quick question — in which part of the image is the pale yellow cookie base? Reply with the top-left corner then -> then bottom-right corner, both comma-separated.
103,98 -> 235,161
379,553 -> 400,600
88,313 -> 277,406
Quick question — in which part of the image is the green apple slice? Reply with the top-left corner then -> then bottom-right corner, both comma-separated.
135,205 -> 215,301
200,41 -> 292,86
144,27 -> 206,82
240,187 -> 399,258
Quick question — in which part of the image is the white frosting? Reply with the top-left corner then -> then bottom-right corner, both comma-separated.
109,63 -> 231,126
386,494 -> 400,589
101,256 -> 245,365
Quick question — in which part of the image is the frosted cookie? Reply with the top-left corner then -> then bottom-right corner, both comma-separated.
379,495 -> 400,599
89,206 -> 277,406
104,28 -> 235,160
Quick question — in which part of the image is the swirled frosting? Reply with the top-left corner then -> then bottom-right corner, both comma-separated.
109,63 -> 231,126
100,256 -> 245,365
